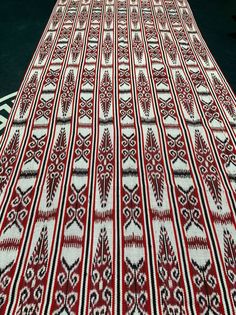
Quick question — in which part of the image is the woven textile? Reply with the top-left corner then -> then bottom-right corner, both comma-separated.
0,0 -> 236,313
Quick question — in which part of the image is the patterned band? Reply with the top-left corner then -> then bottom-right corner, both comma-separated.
0,0 -> 235,314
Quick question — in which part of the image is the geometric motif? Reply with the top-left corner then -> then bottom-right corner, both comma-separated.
158,226 -> 186,314
195,130 -> 222,209
124,256 -> 148,314
223,229 -> 236,307
61,70 -> 75,116
0,0 -> 235,313
105,7 -> 113,28
88,228 -> 112,314
145,129 -> 164,207
97,129 -> 113,208
192,259 -> 221,314
46,128 -> 67,207
193,35 -> 208,64
100,71 -> 112,118
175,71 -> 194,118
137,71 -> 151,117
164,34 -> 177,63
71,33 -> 83,62
0,130 -> 20,194
133,33 -> 143,62
19,72 -> 38,118
211,74 -> 236,120
39,34 -> 53,64
16,226 -> 48,314
102,33 -> 112,63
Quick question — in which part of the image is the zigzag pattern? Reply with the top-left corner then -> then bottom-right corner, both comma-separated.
0,92 -> 16,136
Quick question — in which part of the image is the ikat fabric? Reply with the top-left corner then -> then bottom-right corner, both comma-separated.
0,0 -> 236,314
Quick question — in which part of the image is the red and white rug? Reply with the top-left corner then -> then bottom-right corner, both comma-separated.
0,0 -> 236,313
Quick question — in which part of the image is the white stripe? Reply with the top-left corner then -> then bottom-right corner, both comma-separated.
0,103 -> 13,111
0,91 -> 17,103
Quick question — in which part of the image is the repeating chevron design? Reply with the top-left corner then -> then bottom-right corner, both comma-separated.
0,92 -> 17,137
